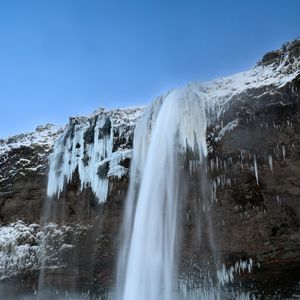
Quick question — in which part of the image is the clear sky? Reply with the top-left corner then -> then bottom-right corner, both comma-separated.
0,0 -> 300,138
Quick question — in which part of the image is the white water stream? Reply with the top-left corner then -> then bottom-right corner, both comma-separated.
116,87 -> 208,300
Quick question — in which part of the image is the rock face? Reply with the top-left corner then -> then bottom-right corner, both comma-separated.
0,39 -> 300,297
0,124 -> 63,224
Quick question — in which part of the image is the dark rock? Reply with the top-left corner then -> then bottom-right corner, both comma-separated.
97,162 -> 109,179
261,50 -> 281,65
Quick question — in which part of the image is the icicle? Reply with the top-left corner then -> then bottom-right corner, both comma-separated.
268,155 -> 273,172
276,195 -> 281,205
240,150 -> 244,171
210,159 -> 214,171
253,155 -> 258,185
282,145 -> 286,160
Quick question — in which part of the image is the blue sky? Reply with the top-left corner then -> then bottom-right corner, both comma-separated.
0,0 -> 300,138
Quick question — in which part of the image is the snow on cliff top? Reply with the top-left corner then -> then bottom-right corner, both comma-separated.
0,106 -> 145,157
0,124 -> 63,156
71,105 -> 145,128
189,39 -> 300,112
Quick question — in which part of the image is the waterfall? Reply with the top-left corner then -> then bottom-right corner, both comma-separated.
116,86 -> 209,300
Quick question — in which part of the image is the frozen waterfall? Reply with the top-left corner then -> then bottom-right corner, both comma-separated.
46,108 -> 143,203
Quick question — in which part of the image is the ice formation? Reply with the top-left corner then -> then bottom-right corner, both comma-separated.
47,107 -> 144,203
178,280 -> 255,300
253,155 -> 259,185
268,155 -> 273,172
217,258 -> 254,285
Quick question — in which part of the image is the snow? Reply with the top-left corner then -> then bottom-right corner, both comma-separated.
215,119 -> 239,142
0,124 -> 62,156
188,43 -> 300,120
0,124 -> 63,188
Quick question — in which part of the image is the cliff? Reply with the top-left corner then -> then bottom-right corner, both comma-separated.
0,39 -> 300,298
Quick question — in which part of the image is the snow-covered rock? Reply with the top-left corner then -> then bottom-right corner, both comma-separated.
0,123 -> 62,156
0,124 -> 63,190
0,221 -> 41,279
0,220 -> 91,279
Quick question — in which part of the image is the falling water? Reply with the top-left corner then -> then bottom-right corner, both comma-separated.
116,87 -> 208,300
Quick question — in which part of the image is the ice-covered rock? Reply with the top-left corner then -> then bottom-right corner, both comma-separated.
47,107 -> 144,203
0,221 -> 41,279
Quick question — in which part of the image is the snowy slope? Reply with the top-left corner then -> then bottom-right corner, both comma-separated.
190,39 -> 300,119
0,124 -> 63,188
0,123 -> 62,156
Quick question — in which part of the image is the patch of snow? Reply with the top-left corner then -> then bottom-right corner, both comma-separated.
0,124 -> 62,156
215,120 -> 239,141
189,46 -> 300,120
0,221 -> 91,279
0,125 -> 63,186
24,165 -> 44,171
